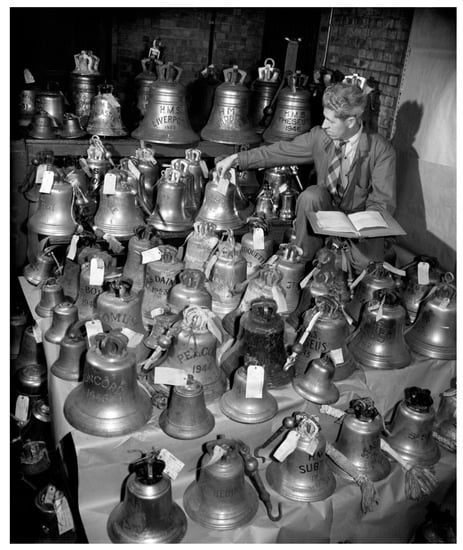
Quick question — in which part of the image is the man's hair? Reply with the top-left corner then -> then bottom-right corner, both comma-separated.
322,83 -> 367,119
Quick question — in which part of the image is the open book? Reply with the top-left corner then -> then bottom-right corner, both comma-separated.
308,210 -> 406,238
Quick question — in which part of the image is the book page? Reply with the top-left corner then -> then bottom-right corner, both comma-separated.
315,211 -> 355,233
348,210 -> 388,231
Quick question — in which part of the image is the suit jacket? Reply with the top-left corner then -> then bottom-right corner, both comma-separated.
237,125 -> 396,214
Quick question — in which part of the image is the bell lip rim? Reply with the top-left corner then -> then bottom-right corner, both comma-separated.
327,453 -> 392,482
159,408 -> 215,440
384,443 -> 441,467
291,379 -> 340,405
50,363 -> 81,382
219,391 -> 278,424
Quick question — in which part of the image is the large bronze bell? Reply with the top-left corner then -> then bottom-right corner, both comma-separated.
35,278 -> 65,318
201,66 -> 261,145
387,387 -> 440,467
51,321 -> 88,381
64,330 -> 152,437
28,110 -> 56,139
433,387 -> 456,452
167,269 -> 212,314
44,302 -> 78,345
132,61 -> 199,144
263,71 -> 311,143
159,377 -> 215,439
249,58 -> 280,130
23,245 -> 60,286
86,83 -> 127,137
292,354 -> 340,405
332,397 -> 391,481
107,451 -> 187,543
405,274 -> 456,360
348,289 -> 411,370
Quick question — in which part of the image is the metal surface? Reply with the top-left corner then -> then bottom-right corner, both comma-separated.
35,279 -> 65,318
292,355 -> 340,405
44,302 -> 78,344
167,269 -> 212,314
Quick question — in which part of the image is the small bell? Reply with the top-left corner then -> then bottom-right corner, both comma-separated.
12,325 -> 46,373
44,302 -> 78,345
28,110 -> 56,139
292,354 -> 340,405
59,113 -> 87,139
35,279 -> 65,318
167,269 -> 212,314
23,246 -> 59,286
433,387 -> 456,452
50,321 -> 88,381
86,83 -> 127,137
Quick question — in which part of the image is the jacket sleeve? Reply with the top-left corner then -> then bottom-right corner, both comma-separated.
365,138 -> 397,215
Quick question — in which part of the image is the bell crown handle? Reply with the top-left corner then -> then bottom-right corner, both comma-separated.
185,148 -> 201,162
129,450 -> 166,485
250,298 -> 278,320
171,158 -> 189,174
95,329 -> 129,357
158,244 -> 178,264
165,168 -> 181,184
404,386 -> 433,412
223,66 -> 246,85
348,397 -> 379,421
180,268 -> 205,288
159,62 -> 182,82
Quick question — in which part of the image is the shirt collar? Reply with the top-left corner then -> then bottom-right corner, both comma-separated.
335,122 -> 363,148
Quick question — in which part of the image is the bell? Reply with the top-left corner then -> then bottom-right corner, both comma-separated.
401,256 -> 442,323
236,167 -> 260,201
275,244 -> 305,313
220,365 -> 278,423
59,113 -> 86,139
64,330 -> 152,437
20,398 -> 53,451
255,183 -> 278,220
107,451 -> 187,543
184,148 -> 207,208
263,71 -> 311,143
20,440 -> 51,478
387,386 -> 441,467
405,275 -> 456,360
135,58 -> 158,120
159,377 -> 215,439
51,321 -> 88,381
249,58 -> 280,130
10,307 -> 27,359
23,246 -> 59,286
35,279 -> 65,318
28,110 -> 56,139
348,289 -> 411,370
183,221 -> 219,272
132,61 -> 199,144
279,187 -> 297,221
130,144 -> 160,213
170,158 -> 198,216
148,167 -> 195,232
18,86 -> 37,127
86,83 -> 127,137
13,363 -> 48,399
168,269 -> 212,314
196,170 -> 246,231
263,166 -> 291,199
12,325 -> 46,373
35,83 -> 65,127
201,66 -> 261,145
265,413 -> 336,501
331,397 -> 391,481
186,64 -> 221,132
85,135 -> 112,187
240,217 -> 275,278
123,225 -> 163,293
293,354 -> 340,405
44,302 -> 78,345
433,388 -> 456,452
70,52 -> 100,127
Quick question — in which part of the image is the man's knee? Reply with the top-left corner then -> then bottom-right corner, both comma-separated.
296,185 -> 331,212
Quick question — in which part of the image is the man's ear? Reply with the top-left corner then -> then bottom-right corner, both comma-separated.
346,116 -> 357,129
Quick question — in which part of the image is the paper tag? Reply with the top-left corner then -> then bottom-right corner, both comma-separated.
341,305 -> 354,326
24,68 -> 35,84
66,235 -> 80,260
79,157 -> 93,178
383,261 -> 406,277
417,262 -> 430,285
141,247 -> 162,264
103,173 -> 117,194
274,430 -> 300,462
245,365 -> 265,398
216,176 -> 230,195
252,227 -> 265,250
154,367 -> 188,386
375,303 -> 384,321
329,348 -> 344,365
54,494 -> 75,535
85,319 -> 103,346
229,169 -> 236,185
127,159 -> 141,179
158,448 -> 185,481
39,170 -> 54,193
150,307 -> 165,318
305,435 -> 319,457
299,310 -> 322,345
350,268 -> 366,290
300,266 -> 317,288
279,183 -> 288,193
204,254 -> 218,279
205,445 -> 226,468
341,250 -> 348,272
89,257 -> 105,285
15,395 -> 30,422
35,164 -> 46,184
121,328 -> 145,348
200,160 -> 209,179
272,286 -> 288,313
206,315 -> 223,343
32,323 -> 42,343
44,484 -> 57,505
440,297 -> 450,308
266,254 -> 278,265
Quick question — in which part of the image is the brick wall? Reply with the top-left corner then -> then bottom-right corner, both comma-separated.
314,8 -> 413,137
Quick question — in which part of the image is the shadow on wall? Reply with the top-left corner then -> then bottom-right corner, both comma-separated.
392,100 -> 456,273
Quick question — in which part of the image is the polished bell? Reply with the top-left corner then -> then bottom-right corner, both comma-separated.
51,321 -> 87,381
255,184 -> 278,220
433,388 -> 456,452
275,244 -> 305,312
332,397 -> 391,481
132,61 -> 199,144
167,269 -> 212,314
405,275 -> 456,360
86,84 -> 127,137
35,279 -> 65,318
44,302 -> 78,345
159,378 -> 215,439
107,451 -> 187,543
23,246 -> 60,286
219,365 -> 278,423
387,386 -> 440,467
64,330 -> 152,436
12,326 -> 46,373
185,148 -> 207,208
28,110 -> 56,139
240,217 -> 274,277
201,66 -> 261,145
59,113 -> 86,139
131,144 -> 160,213
293,354 -> 340,405
348,290 -> 411,370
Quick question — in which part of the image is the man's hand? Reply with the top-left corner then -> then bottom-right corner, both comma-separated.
215,153 -> 239,176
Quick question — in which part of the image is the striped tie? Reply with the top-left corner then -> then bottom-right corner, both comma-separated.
326,140 -> 346,205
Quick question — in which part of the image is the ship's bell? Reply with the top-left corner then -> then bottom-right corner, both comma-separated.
12,326 -> 46,374
44,301 -> 78,345
86,83 -> 127,137
292,354 -> 340,405
386,386 -> 441,467
130,144 -> 160,213
107,451 -> 187,543
331,397 -> 391,481
167,269 -> 212,314
184,148 -> 207,208
249,57 -> 280,131
132,61 -> 199,145
433,387 -> 456,452
64,330 -> 152,437
35,278 -> 65,318
51,321 -> 88,381
159,377 -> 215,439
23,245 -> 60,286
183,221 -> 219,272
404,274 -> 456,360
59,113 -> 86,139
201,65 -> 261,145
348,289 -> 411,370
28,110 -> 56,139
275,243 -> 305,313
240,216 -> 275,277
255,183 -> 278,220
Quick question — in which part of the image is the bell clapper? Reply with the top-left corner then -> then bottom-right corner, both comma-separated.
253,412 -> 303,462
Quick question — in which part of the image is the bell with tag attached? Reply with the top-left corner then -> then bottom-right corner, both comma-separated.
293,354 -> 340,405
249,58 -> 280,131
28,110 -> 56,139
183,221 -> 219,272
51,321 -> 88,381
35,278 -> 65,318
331,397 -> 391,481
433,387 -> 456,452
84,134 -> 113,192
184,436 -> 281,530
159,376 -> 215,439
275,243 -> 306,313
107,451 -> 187,543
86,83 -> 127,137
386,386 -> 440,467
133,61 -> 199,144
70,50 -> 101,126
123,225 -> 163,293
130,143 -> 160,213
240,216 -> 275,278
44,302 -> 78,345
201,65 -> 261,145
167,269 -> 212,314
405,273 -> 456,360
64,330 -> 152,436
348,289 -> 411,370
23,245 -> 60,286
263,71 -> 311,143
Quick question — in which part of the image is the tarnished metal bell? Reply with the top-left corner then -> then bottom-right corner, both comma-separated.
132,61 -> 199,144
167,269 -> 212,314
64,330 -> 152,437
28,110 -> 56,139
10,307 -> 27,359
401,256 -> 442,323
293,354 -> 340,405
433,387 -> 456,452
51,321 -> 88,381
70,52 -> 100,126
331,397 -> 391,481
159,377 -> 215,439
135,57 -> 159,120
405,274 -> 456,360
44,302 -> 78,345
183,221 -> 219,273
35,279 -> 65,318
130,144 -> 160,213
255,183 -> 278,220
240,217 -> 275,278
201,66 -> 261,145
13,363 -> 48,399
86,83 -> 127,137
59,113 -> 86,139
23,246 -> 59,286
12,326 -> 46,374
275,244 -> 305,313
249,58 -> 280,130
184,148 -> 207,208
348,289 -> 411,370
107,451 -> 187,543
387,386 -> 440,467
35,84 -> 65,127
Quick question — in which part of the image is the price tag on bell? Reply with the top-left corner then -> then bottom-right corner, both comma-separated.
35,163 -> 46,184
245,365 -> 265,399
216,176 -> 230,196
39,170 -> 55,193
273,430 -> 300,462
417,262 -> 430,285
121,327 -> 145,348
204,254 -> 218,279
266,254 -> 278,265
89,257 -> 105,285
103,173 -> 117,194
300,266 -> 317,289
329,348 -> 344,365
279,183 -> 288,193
200,160 -> 209,179
350,268 -> 366,290
154,367 -> 188,386
67,234 -> 80,260
44,484 -> 57,505
158,448 -> 185,480
127,159 -> 141,179
79,157 -> 93,178
272,286 -> 288,314
85,319 -> 104,346
32,323 -> 42,343
15,395 -> 30,423
383,261 -> 406,277
150,307 -> 165,319
54,493 -> 75,535
141,247 -> 162,264
252,227 -> 265,250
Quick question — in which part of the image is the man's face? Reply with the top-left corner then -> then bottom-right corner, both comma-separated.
322,108 -> 355,141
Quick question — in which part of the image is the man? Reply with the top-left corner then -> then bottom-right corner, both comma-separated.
216,82 -> 396,272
